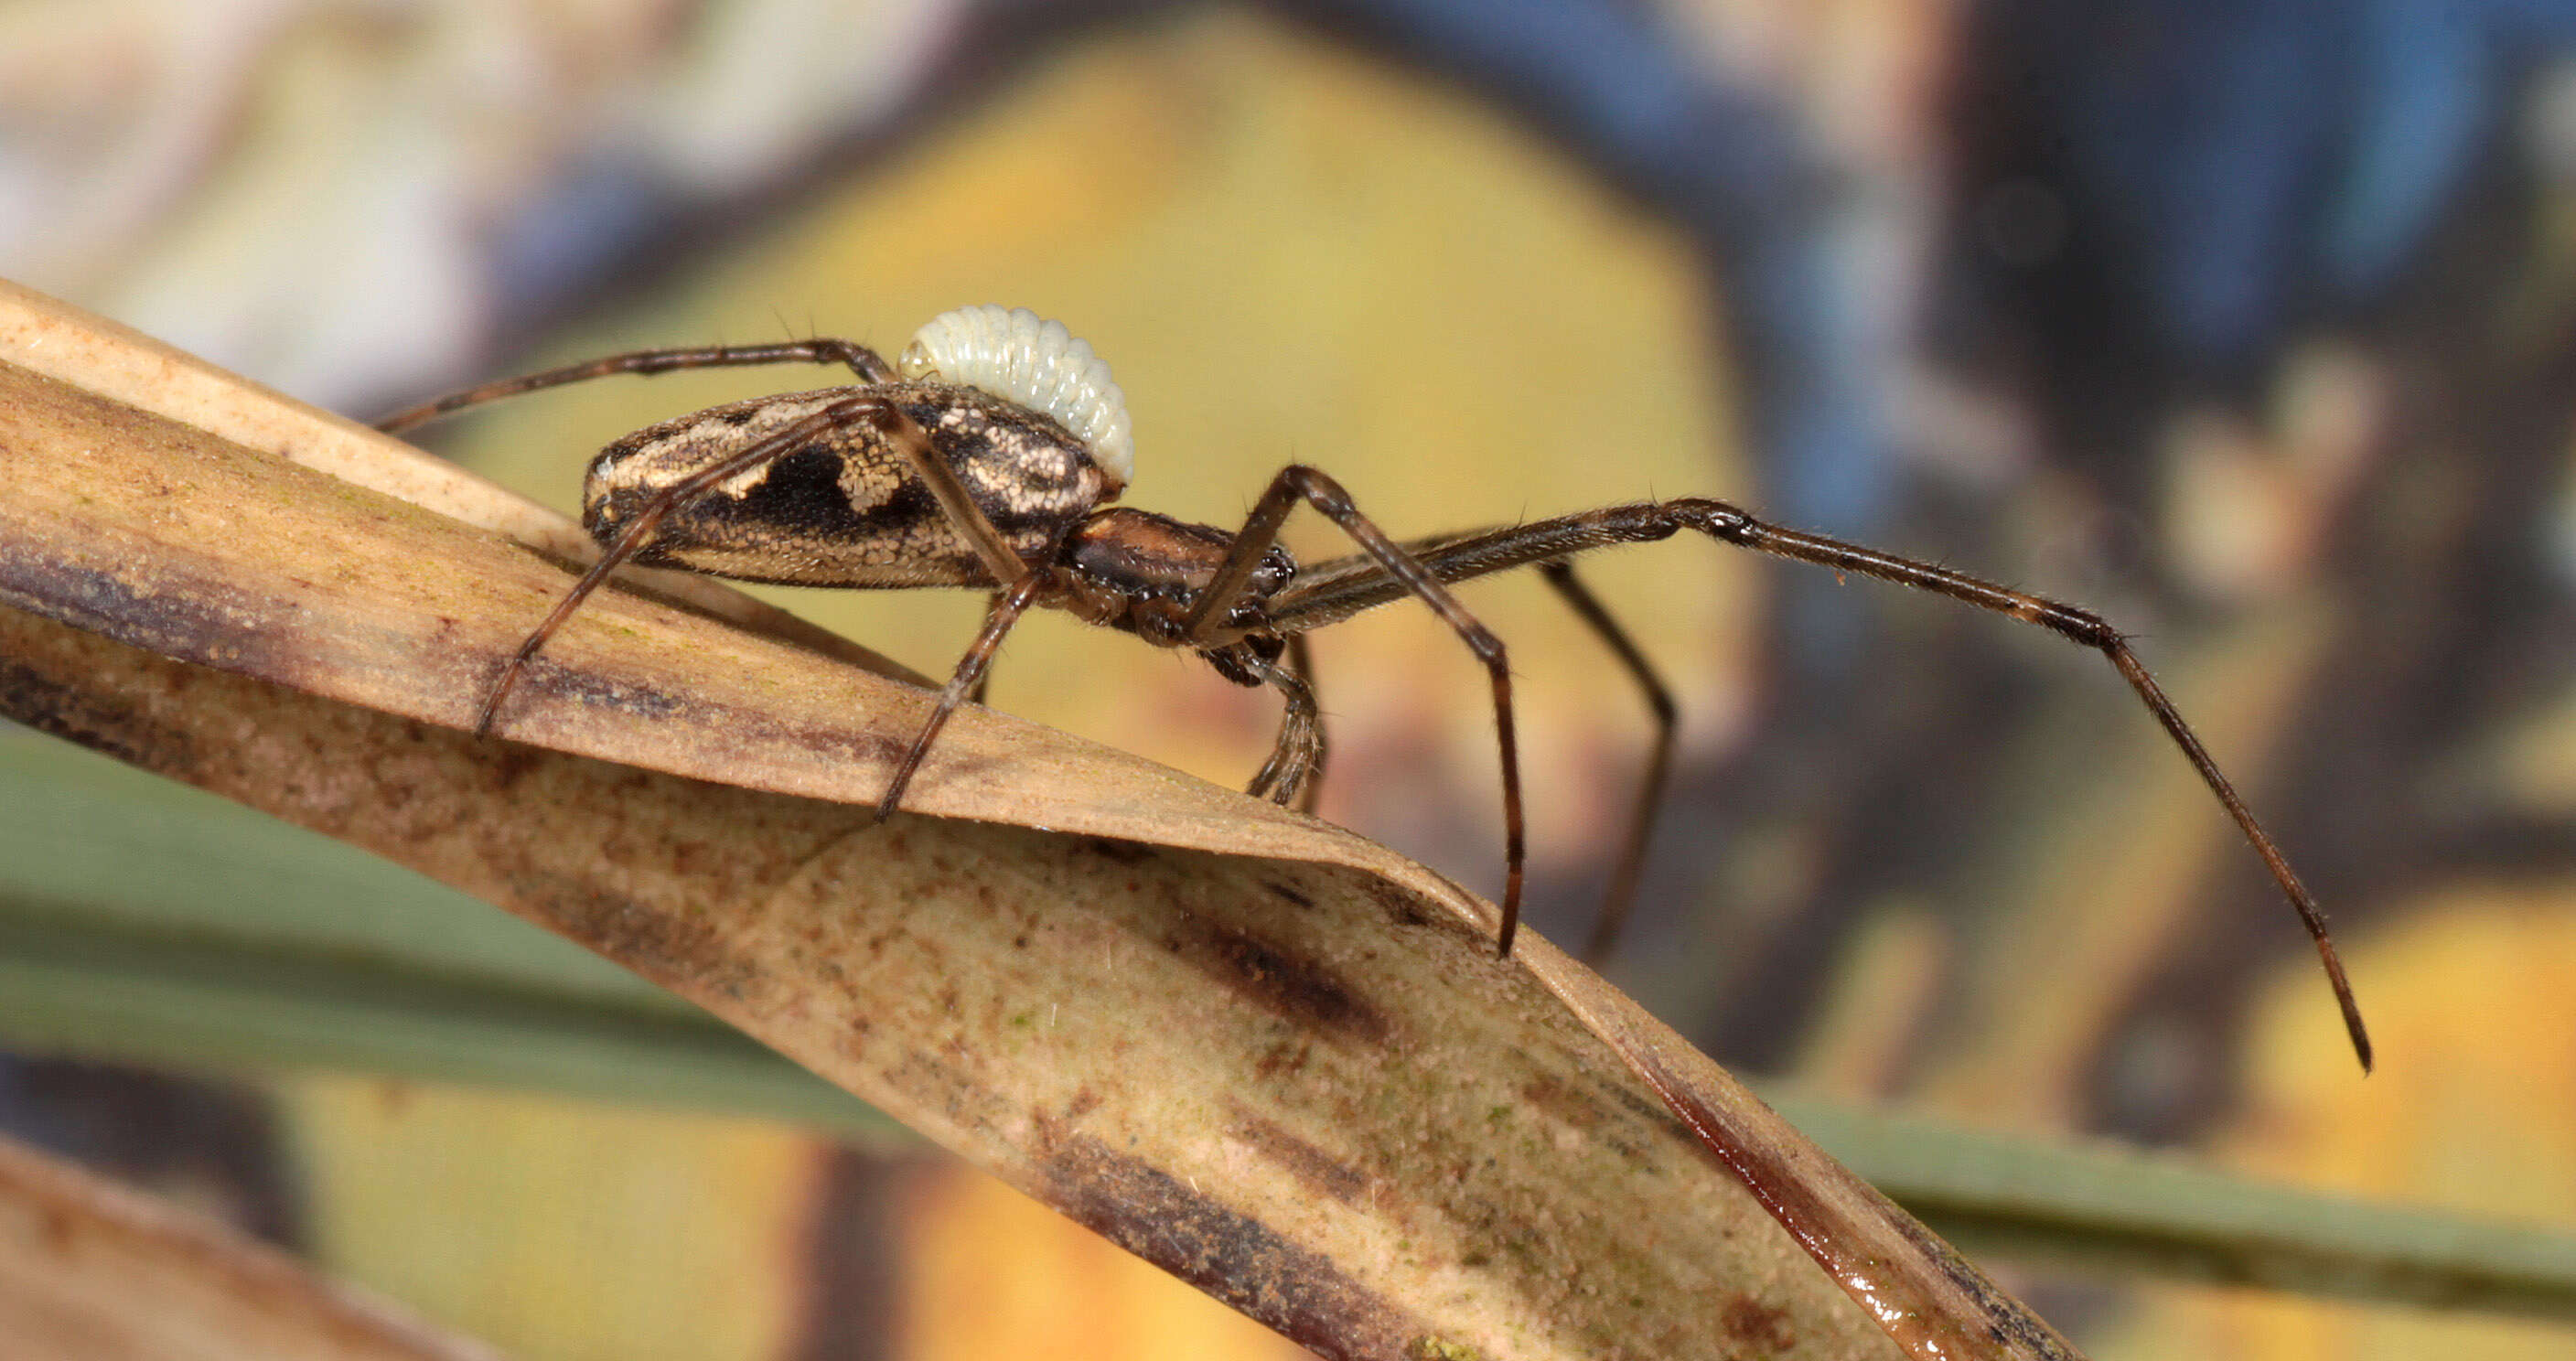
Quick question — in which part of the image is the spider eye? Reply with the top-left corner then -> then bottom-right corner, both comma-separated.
899,305 -> 1134,491
1259,546 -> 1297,592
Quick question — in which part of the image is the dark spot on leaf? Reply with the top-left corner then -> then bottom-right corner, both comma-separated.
1356,874 -> 1439,930
1166,916 -> 1389,1047
1084,837 -> 1155,864
0,550 -> 313,698
1721,1295 -> 1796,1351
1253,1040 -> 1313,1079
1227,1107 -> 1368,1204
1040,1134 -> 1422,1359
487,745 -> 546,789
1517,1075 -> 1606,1134
531,659 -> 685,721
0,649 -> 197,776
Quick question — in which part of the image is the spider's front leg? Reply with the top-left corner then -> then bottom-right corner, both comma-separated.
1286,633 -> 1326,816
1656,498 -> 2372,1069
1185,466 -> 1531,955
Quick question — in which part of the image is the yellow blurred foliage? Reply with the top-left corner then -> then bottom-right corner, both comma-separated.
279,1076 -> 819,1361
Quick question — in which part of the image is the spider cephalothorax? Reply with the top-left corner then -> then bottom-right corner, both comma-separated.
1059,509 -> 1297,650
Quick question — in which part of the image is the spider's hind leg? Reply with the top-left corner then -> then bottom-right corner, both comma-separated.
1536,561 -> 1678,965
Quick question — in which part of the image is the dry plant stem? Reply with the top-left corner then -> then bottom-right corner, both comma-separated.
0,284 -> 2084,1360
0,603 -> 1916,1361
0,1133 -> 500,1361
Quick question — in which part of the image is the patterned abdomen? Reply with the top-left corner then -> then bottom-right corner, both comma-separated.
580,380 -> 1115,588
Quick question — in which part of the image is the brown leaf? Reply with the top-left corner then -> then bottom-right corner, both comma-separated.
0,279 -> 2080,1360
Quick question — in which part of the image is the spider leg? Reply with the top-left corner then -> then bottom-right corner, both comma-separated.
1270,498 -> 2370,1069
1239,648 -> 1322,809
1286,633 -> 1326,815
966,591 -> 1004,707
875,573 -> 1050,820
375,339 -> 897,434
472,395 -> 1029,735
1185,466 -> 1530,957
1536,562 -> 1678,966
1660,498 -> 2369,1068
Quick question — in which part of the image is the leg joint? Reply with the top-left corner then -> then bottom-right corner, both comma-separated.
1667,498 -> 1758,541
1282,465 -> 1355,518
2038,603 -> 2120,648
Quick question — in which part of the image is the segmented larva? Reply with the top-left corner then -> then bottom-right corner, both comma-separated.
899,305 -> 1134,490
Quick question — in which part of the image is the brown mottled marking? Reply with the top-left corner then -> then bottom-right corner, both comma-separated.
1349,873 -> 1444,932
1251,1040 -> 1315,1080
1040,1134 -> 1425,1360
1720,1296 -> 1797,1351
1264,878 -> 1316,908
1083,837 -> 1156,864
0,649 -> 197,776
1228,1105 -> 1371,1205
1164,915 -> 1391,1048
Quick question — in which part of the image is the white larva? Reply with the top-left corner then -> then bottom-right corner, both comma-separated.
898,305 -> 1134,490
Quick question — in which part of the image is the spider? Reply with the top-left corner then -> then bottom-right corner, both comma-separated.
379,304 -> 2370,1070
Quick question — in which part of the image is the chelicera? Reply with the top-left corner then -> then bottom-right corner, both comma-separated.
379,304 -> 2370,1069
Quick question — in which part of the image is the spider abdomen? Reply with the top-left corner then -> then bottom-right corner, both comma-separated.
581,381 -> 1113,588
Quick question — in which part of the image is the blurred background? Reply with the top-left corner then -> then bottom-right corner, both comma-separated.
7,0 -> 2576,1356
